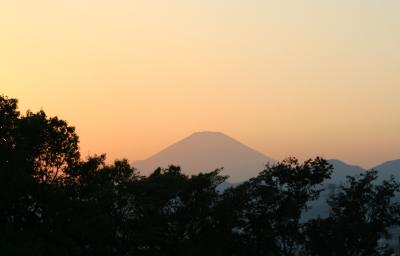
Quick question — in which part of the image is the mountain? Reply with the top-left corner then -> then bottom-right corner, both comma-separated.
325,159 -> 400,185
327,159 -> 365,184
373,159 -> 400,183
133,131 -> 275,182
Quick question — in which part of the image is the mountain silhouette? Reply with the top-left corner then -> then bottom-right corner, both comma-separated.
133,131 -> 275,182
326,159 -> 400,184
373,159 -> 400,183
327,159 -> 365,184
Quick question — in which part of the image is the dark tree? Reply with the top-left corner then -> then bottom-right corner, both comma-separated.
59,155 -> 140,256
304,170 -> 400,256
225,157 -> 333,256
3,94 -> 400,256
127,166 -> 227,256
0,95 -> 80,255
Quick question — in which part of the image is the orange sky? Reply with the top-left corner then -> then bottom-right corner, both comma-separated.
1,1 -> 400,168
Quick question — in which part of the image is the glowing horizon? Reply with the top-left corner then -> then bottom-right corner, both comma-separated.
2,1 -> 400,168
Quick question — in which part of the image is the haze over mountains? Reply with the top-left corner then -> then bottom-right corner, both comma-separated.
133,131 -> 400,183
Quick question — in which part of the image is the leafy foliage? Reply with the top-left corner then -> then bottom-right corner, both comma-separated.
304,170 -> 400,256
1,95 -> 400,256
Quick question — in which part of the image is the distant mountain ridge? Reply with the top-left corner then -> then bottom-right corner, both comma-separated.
133,131 -> 275,182
373,160 -> 400,183
325,159 -> 400,185
133,131 -> 400,183
326,159 -> 365,184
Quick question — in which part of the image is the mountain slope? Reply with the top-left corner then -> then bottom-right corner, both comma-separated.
133,131 -> 275,182
373,159 -> 400,183
327,159 -> 365,184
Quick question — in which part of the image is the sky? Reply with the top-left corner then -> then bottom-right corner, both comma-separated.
1,0 -> 400,168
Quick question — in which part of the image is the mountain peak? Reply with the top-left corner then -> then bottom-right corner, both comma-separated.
190,131 -> 225,136
186,131 -> 238,141
133,132 -> 275,182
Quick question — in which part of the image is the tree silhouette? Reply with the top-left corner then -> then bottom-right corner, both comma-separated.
2,94 -> 400,255
304,170 -> 400,256
126,166 -> 227,256
222,157 -> 332,256
0,95 -> 80,254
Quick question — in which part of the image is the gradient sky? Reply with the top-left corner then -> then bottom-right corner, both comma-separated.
1,1 -> 400,168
